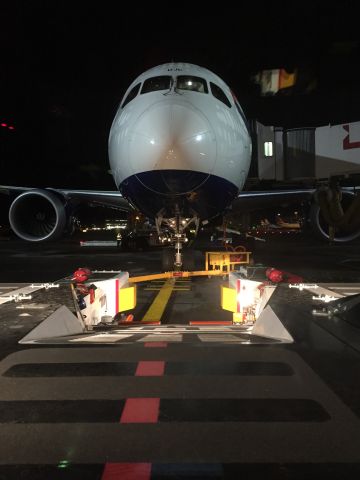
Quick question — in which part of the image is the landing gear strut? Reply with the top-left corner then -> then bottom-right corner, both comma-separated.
156,208 -> 199,270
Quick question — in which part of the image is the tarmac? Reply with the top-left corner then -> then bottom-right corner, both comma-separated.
0,232 -> 360,478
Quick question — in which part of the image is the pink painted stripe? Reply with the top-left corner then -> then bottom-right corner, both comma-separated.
115,278 -> 119,313
102,462 -> 151,480
144,342 -> 168,348
120,398 -> 160,423
135,361 -> 165,376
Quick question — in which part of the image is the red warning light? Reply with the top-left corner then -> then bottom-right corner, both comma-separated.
1,123 -> 7,127
172,271 -> 183,277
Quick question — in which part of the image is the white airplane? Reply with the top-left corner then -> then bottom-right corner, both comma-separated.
1,62 -> 358,269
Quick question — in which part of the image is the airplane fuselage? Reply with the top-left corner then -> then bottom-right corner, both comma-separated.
108,63 -> 252,220
4,66 -> 360,248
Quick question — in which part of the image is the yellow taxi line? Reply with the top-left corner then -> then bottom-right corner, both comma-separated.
144,288 -> 190,291
141,279 -> 175,323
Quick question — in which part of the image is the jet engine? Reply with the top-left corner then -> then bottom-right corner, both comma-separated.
8,189 -> 67,242
309,188 -> 360,243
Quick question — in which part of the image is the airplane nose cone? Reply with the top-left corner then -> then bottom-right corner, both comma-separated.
128,100 -> 217,194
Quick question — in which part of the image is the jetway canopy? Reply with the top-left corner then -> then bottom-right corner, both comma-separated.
250,120 -> 360,182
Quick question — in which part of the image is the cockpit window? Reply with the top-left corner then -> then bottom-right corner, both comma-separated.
121,83 -> 141,108
141,76 -> 172,94
176,76 -> 208,93
210,82 -> 232,108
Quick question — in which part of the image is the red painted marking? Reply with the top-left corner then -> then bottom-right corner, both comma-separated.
89,288 -> 95,304
343,124 -> 360,149
190,321 -> 233,325
102,462 -> 151,480
141,321 -> 161,325
236,279 -> 241,313
144,341 -> 168,347
102,357 -> 163,478
135,361 -> 165,376
120,398 -> 160,423
115,279 -> 119,313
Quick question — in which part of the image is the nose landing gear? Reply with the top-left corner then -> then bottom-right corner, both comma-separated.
156,208 -> 199,271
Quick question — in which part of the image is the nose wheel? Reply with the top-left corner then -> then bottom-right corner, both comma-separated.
161,246 -> 196,271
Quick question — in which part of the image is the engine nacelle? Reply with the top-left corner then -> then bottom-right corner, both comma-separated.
9,189 -> 67,242
309,190 -> 360,243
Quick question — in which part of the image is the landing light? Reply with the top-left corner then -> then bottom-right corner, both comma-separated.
150,139 -> 155,145
196,135 -> 202,141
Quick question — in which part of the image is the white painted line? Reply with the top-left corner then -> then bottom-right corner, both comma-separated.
0,285 -> 47,305
329,286 -> 360,290
305,286 -> 344,298
0,277 -> 68,305
137,334 -> 183,342
198,334 -> 244,342
69,334 -> 133,343
113,327 -> 235,333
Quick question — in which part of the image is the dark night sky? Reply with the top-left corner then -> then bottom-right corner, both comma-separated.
1,1 -> 360,190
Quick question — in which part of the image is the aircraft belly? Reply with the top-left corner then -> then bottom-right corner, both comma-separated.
119,170 -> 238,219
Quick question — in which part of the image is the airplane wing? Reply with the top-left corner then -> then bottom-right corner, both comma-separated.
0,186 -> 134,211
230,189 -> 315,213
50,188 -> 133,211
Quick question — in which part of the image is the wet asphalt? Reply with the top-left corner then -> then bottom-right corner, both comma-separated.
0,232 -> 360,478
